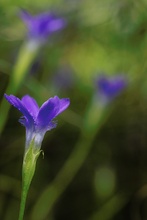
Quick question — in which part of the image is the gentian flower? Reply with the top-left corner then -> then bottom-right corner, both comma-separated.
4,94 -> 69,219
95,74 -> 127,104
20,9 -> 66,45
4,94 -> 70,150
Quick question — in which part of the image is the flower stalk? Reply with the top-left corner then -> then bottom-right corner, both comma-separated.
0,43 -> 38,134
18,141 -> 41,220
31,74 -> 127,220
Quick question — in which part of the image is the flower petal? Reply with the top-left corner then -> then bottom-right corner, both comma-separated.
4,94 -> 34,128
46,18 -> 66,32
21,95 -> 39,119
36,96 -> 70,128
96,74 -> 127,102
20,10 -> 66,41
19,9 -> 33,26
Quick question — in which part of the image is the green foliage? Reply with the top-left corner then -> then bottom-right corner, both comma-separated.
1,0 -> 147,219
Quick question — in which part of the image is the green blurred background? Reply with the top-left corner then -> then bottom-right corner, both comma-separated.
1,0 -> 147,219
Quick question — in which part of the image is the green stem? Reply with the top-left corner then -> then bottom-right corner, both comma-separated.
18,181 -> 29,220
0,42 -> 38,134
18,142 -> 41,220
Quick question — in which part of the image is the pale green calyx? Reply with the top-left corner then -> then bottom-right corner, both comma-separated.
22,140 -> 41,189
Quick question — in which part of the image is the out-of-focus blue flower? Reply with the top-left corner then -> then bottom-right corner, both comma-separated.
4,94 -> 70,149
20,10 -> 66,44
52,66 -> 74,90
95,74 -> 127,104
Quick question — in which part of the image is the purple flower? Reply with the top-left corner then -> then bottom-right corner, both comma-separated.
95,74 -> 127,104
20,10 -> 66,43
4,94 -> 70,149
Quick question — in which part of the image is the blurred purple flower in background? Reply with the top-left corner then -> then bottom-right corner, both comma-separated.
4,94 -> 70,149
95,74 -> 127,104
52,65 -> 74,91
20,10 -> 66,43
